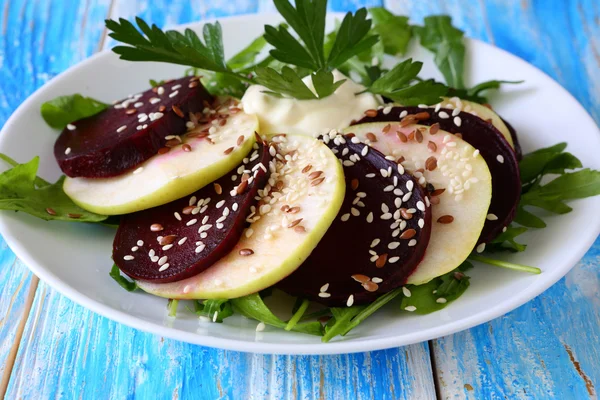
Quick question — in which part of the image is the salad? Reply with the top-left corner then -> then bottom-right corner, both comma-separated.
3,1 -> 599,343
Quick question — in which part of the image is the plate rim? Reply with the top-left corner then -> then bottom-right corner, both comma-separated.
0,13 -> 599,355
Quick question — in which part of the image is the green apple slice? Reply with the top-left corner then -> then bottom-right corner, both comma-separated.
64,108 -> 258,215
434,97 -> 514,148
346,122 -> 492,285
137,134 -> 345,299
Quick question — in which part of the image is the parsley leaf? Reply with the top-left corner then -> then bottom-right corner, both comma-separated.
369,8 -> 412,56
40,94 -> 108,130
192,299 -> 234,322
109,264 -> 139,292
231,293 -> 323,335
0,155 -> 107,223
399,262 -> 472,314
167,299 -> 179,317
367,59 -> 448,105
254,66 -> 345,100
414,16 -> 465,89
266,0 -> 376,72
227,35 -> 268,71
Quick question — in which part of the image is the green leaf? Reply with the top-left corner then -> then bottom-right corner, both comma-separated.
254,66 -> 317,100
469,254 -> 541,274
193,299 -> 234,322
369,8 -> 411,56
167,299 -> 179,317
40,94 -> 108,129
227,35 -> 268,71
201,72 -> 248,98
271,0 -> 327,69
414,15 -> 465,89
0,155 -> 107,223
310,69 -> 346,98
399,262 -> 472,315
487,225 -> 529,252
369,59 -> 422,93
285,298 -> 310,331
231,293 -> 323,336
519,142 -> 569,183
381,79 -> 448,106
367,59 -> 448,105
109,264 -> 139,292
327,8 -> 378,68
149,79 -> 165,87
514,207 -> 546,228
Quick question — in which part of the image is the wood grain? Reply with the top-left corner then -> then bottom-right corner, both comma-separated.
0,0 -> 598,398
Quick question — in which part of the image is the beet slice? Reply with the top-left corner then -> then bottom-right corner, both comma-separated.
501,117 -> 522,160
356,107 -> 520,245
279,133 -> 432,307
113,139 -> 271,283
54,76 -> 212,178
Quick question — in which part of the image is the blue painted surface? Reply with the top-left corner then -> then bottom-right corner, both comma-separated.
0,0 -> 599,399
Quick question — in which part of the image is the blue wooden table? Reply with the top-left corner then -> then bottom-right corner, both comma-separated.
0,0 -> 599,398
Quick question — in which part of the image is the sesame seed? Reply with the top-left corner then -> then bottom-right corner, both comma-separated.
416,201 -> 425,211
186,218 -> 198,226
169,90 -> 179,98
399,110 -> 408,118
366,173 -> 375,178
158,256 -> 168,266
366,212 -> 374,223
116,125 -> 127,133
320,283 -> 330,292
436,298 -> 448,304
388,256 -> 399,263
346,295 -> 354,307
487,213 -> 498,221
381,213 -> 392,220
133,167 -> 144,175
408,239 -> 417,247
195,245 -> 205,253
497,155 -> 505,163
476,243 -> 486,253
158,263 -> 170,272
404,306 -> 417,312
239,248 -> 254,256
64,147 -> 72,155
256,322 -> 266,332
150,223 -> 163,232
402,192 -> 412,202
388,242 -> 400,249
123,255 -> 134,261
162,244 -> 173,251
137,240 -> 144,246
178,237 -> 187,245
402,287 -> 412,297
438,111 -> 450,119
370,239 -> 380,248
380,169 -> 388,178
67,124 -> 76,131
318,292 -> 331,298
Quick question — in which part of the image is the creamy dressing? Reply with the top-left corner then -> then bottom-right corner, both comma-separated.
241,70 -> 381,137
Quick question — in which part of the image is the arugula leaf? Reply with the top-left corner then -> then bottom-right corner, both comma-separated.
0,156 -> 107,223
369,8 -> 411,56
448,80 -> 523,104
149,79 -> 165,87
193,299 -> 234,322
414,16 -> 465,89
513,207 -> 546,228
399,262 -> 472,315
285,298 -> 310,331
469,254 -> 541,274
41,94 -> 108,129
487,225 -> 528,252
367,59 -> 448,105
109,264 -> 139,292
231,293 -> 323,335
519,142 -> 570,184
167,299 -> 179,317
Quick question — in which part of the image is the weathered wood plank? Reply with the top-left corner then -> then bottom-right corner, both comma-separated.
4,1 -> 436,399
0,0 -> 110,394
381,0 -> 600,398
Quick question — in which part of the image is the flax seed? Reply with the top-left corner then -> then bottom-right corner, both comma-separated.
159,235 -> 177,245
172,105 -> 184,118
237,135 -> 245,146
397,132 -> 408,143
150,223 -> 164,232
311,177 -> 325,186
351,179 -> 359,190
352,274 -> 370,283
239,248 -> 254,256
294,225 -> 306,233
68,213 -> 82,219
288,207 -> 301,214
375,253 -> 388,268
365,109 -> 378,117
382,124 -> 392,133
126,109 -> 136,115
214,183 -> 222,195
437,215 -> 454,224
430,123 -> 440,135
427,141 -> 437,152
366,132 -> 377,142
46,208 -> 56,216
224,147 -> 234,155
288,218 -> 303,228
415,130 -> 423,143
182,144 -> 192,152
414,112 -> 430,120
302,164 -> 312,173
363,281 -> 379,292
400,229 -> 416,239
400,208 -> 413,220
425,156 -> 438,171
236,180 -> 248,195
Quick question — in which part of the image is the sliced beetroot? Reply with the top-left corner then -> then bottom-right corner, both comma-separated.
113,139 -> 271,283
279,134 -> 432,307
501,117 -> 522,160
54,76 -> 212,178
356,107 -> 520,245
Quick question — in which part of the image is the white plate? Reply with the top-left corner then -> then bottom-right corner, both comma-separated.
0,14 -> 599,355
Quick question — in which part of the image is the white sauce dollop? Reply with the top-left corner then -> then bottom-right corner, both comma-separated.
241,70 -> 381,137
